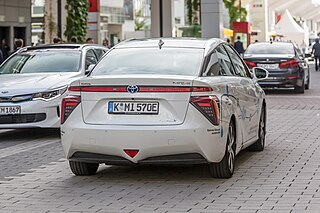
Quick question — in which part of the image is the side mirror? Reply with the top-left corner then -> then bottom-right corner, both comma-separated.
252,67 -> 268,81
85,64 -> 96,75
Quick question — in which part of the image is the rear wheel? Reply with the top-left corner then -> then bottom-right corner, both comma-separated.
69,161 -> 99,176
209,121 -> 235,178
248,106 -> 266,151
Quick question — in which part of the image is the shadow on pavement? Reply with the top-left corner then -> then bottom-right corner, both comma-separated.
0,128 -> 60,141
64,150 -> 257,182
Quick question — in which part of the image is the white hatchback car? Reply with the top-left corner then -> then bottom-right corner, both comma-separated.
61,38 -> 268,178
0,44 -> 108,128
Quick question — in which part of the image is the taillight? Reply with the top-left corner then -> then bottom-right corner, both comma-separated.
244,60 -> 256,69
190,96 -> 220,125
61,96 -> 81,124
279,59 -> 299,69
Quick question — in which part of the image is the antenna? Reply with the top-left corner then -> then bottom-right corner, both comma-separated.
158,39 -> 164,49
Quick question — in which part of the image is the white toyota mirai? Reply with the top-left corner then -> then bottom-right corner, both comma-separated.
0,44 -> 108,128
61,38 -> 269,178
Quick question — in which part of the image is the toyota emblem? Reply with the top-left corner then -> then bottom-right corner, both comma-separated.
127,85 -> 139,93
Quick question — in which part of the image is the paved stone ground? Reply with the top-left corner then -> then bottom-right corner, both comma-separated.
0,63 -> 320,212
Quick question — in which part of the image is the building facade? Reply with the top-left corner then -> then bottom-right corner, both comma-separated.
0,0 -> 32,51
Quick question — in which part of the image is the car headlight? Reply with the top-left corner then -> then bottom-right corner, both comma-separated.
33,86 -> 67,101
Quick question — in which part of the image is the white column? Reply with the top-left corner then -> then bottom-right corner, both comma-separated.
201,0 -> 223,38
151,0 -> 173,37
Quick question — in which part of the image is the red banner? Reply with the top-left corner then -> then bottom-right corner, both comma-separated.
88,0 -> 99,12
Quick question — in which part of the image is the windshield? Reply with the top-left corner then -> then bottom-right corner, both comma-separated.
0,51 -> 81,74
245,43 -> 295,55
91,47 -> 204,76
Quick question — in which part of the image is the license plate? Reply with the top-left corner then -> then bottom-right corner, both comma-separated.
0,106 -> 21,115
108,101 -> 159,115
257,63 -> 279,69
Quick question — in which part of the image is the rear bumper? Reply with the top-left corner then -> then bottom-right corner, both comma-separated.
61,106 -> 228,164
258,78 -> 301,88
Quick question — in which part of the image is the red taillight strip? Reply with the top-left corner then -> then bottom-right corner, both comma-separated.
68,86 -> 81,91
81,87 -> 127,92
192,87 -> 213,92
139,87 -> 191,92
68,86 -> 213,93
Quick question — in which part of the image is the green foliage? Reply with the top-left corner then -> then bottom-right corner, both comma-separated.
186,0 -> 200,25
223,0 -> 247,29
181,25 -> 201,37
134,10 -> 146,31
64,0 -> 88,43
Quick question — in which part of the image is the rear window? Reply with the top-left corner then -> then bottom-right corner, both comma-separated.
245,43 -> 295,55
91,47 -> 204,76
0,51 -> 81,74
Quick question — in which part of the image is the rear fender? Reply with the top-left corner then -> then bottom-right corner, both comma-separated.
220,94 -> 244,155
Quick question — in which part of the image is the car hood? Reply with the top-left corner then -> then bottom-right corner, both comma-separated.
0,72 -> 82,96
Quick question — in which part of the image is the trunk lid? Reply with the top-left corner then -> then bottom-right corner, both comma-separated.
79,75 -> 199,125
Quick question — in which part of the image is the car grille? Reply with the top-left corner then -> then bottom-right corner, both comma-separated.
0,113 -> 46,124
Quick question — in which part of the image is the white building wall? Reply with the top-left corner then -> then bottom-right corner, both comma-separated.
101,0 -> 124,7
201,0 -> 223,38
250,0 -> 268,42
174,0 -> 185,26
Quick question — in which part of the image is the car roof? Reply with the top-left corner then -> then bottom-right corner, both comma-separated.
20,44 -> 107,53
250,41 -> 294,46
114,38 -> 224,55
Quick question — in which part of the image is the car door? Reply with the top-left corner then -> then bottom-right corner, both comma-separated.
223,44 -> 260,144
200,47 -> 246,153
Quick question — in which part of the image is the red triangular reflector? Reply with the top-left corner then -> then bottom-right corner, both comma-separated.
124,149 -> 139,158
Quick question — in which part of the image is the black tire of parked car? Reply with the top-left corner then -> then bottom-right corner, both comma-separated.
69,161 -> 99,176
305,69 -> 310,90
294,81 -> 305,94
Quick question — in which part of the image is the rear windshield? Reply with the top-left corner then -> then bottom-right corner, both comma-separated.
0,51 -> 81,74
91,47 -> 204,76
245,43 -> 295,55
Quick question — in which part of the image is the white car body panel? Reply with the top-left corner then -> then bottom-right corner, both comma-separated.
61,38 -> 266,167
62,75 -> 265,164
0,73 -> 81,128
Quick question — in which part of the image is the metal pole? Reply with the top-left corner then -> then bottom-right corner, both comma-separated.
159,0 -> 163,37
57,0 -> 62,38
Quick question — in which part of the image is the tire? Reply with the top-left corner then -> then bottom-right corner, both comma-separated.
294,81 -> 305,94
305,70 -> 310,90
209,121 -> 236,178
69,161 -> 99,176
248,106 -> 266,151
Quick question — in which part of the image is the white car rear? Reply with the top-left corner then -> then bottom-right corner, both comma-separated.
61,38 -> 268,178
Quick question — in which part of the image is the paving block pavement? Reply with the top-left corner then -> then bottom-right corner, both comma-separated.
2,70 -> 320,212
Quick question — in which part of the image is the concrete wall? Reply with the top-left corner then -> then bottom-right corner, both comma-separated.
201,0 -> 223,38
151,0 -> 174,37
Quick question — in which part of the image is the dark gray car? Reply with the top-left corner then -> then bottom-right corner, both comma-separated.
243,42 -> 309,93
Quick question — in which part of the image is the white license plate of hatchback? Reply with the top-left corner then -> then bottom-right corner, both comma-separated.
0,106 -> 21,115
108,101 -> 159,115
257,63 -> 279,69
